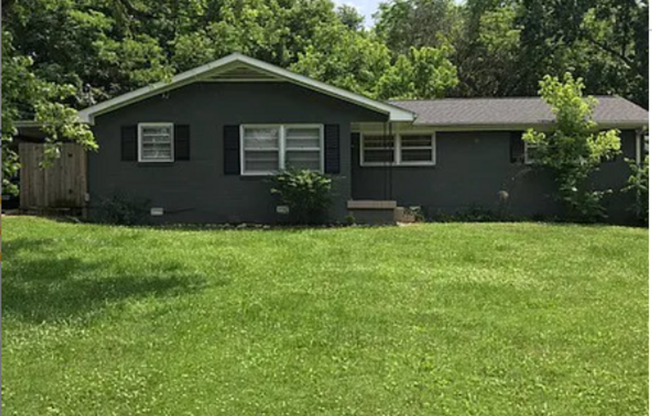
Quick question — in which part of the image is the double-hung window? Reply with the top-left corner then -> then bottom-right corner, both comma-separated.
138,123 -> 174,162
360,132 -> 435,166
241,124 -> 323,175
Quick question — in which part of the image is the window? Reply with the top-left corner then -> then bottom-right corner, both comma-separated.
138,123 -> 173,162
360,132 -> 435,166
636,132 -> 649,165
241,124 -> 323,175
399,135 -> 435,165
285,126 -> 322,171
242,126 -> 280,174
361,135 -> 395,164
523,141 -> 538,165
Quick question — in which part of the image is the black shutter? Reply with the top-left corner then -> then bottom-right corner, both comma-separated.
174,125 -> 190,161
324,124 -> 340,174
121,125 -> 137,161
224,125 -> 240,174
510,131 -> 525,163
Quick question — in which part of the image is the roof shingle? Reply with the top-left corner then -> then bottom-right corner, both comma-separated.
389,96 -> 648,127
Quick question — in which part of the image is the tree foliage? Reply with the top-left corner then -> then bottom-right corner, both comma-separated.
1,30 -> 96,195
622,155 -> 649,225
375,0 -> 648,107
375,46 -> 458,99
523,73 -> 622,222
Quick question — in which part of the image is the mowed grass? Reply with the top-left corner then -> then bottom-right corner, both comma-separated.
1,216 -> 648,415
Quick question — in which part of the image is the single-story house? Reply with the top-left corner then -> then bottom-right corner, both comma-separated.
18,53 -> 650,223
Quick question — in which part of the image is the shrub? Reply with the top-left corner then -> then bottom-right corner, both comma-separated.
523,73 -> 621,222
94,193 -> 150,225
270,169 -> 333,224
622,156 -> 649,225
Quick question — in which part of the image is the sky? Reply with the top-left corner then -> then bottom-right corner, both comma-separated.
332,0 -> 383,27
334,0 -> 464,28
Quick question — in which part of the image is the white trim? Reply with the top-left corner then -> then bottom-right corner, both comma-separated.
78,53 -> 414,124
206,78 -> 283,83
352,121 -> 650,133
137,122 -> 174,163
240,123 -> 324,176
360,131 -> 436,167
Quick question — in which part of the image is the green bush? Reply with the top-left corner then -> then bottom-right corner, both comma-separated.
622,156 -> 649,226
271,169 -> 333,224
94,193 -> 150,225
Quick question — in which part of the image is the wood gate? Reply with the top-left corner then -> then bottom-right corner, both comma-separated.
19,142 -> 87,212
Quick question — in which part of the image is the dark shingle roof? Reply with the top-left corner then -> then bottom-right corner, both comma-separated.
389,96 -> 648,128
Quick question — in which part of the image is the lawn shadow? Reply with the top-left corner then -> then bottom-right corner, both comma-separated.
3,238 -> 222,324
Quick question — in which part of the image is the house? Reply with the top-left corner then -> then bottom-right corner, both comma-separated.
19,53 -> 650,223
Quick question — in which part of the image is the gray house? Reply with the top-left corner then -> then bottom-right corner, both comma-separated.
73,53 -> 648,223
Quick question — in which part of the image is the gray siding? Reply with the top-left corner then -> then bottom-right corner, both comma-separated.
352,130 -> 638,222
89,82 -> 386,223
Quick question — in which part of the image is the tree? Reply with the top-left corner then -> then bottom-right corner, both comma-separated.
375,46 -> 458,99
374,0 -> 462,54
1,31 -> 96,195
523,73 -> 622,222
290,24 -> 393,97
454,5 -> 521,97
516,0 -> 648,108
337,5 -> 364,31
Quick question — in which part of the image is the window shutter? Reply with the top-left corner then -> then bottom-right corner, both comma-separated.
224,125 -> 240,174
121,125 -> 137,161
510,131 -> 525,163
324,124 -> 340,174
174,125 -> 190,161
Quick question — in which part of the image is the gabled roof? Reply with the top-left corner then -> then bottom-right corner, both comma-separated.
389,96 -> 649,129
78,53 -> 415,124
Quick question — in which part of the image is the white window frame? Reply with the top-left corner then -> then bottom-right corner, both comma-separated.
636,131 -> 649,165
240,124 -> 324,176
138,122 -> 174,163
523,141 -> 538,165
360,132 -> 436,167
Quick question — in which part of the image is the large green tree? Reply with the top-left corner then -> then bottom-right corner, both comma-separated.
1,30 -> 96,195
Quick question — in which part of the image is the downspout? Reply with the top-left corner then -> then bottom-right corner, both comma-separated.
388,121 -> 394,200
636,129 -> 641,166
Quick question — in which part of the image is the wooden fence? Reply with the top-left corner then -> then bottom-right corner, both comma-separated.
19,142 -> 87,212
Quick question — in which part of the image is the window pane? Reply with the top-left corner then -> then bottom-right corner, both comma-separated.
364,149 -> 394,163
364,135 -> 394,149
244,150 -> 279,172
286,128 -> 320,149
243,127 -> 280,149
142,126 -> 172,136
140,124 -> 172,161
401,135 -> 432,148
401,149 -> 432,162
286,150 -> 320,170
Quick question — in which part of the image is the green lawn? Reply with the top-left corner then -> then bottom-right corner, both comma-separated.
2,216 -> 648,415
